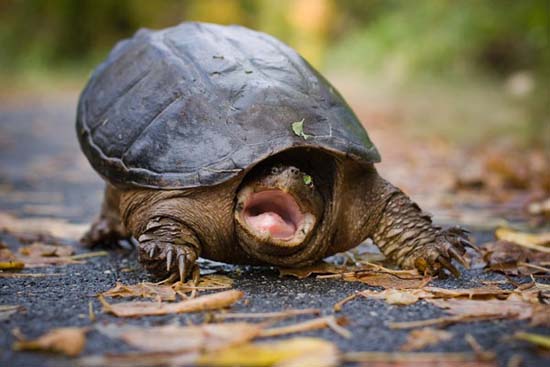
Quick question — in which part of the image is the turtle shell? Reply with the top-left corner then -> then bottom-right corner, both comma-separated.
76,22 -> 380,189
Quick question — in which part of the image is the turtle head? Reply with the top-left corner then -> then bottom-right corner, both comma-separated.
235,164 -> 324,259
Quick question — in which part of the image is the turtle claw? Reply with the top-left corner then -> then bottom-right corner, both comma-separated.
449,247 -> 469,269
178,255 -> 186,283
148,244 -> 157,258
166,248 -> 174,272
403,226 -> 471,277
138,241 -> 198,281
437,255 -> 460,277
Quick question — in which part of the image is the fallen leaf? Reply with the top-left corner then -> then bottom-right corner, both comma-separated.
19,242 -> 74,257
401,328 -> 454,351
422,286 -> 511,299
99,289 -> 244,317
197,337 -> 340,367
513,332 -> 550,350
280,262 -> 424,289
102,282 -> 177,301
344,351 -> 495,366
495,227 -> 550,251
102,275 -> 234,301
0,247 -> 24,270
279,262 -> 347,279
96,322 -> 262,353
426,297 -> 534,321
213,308 -> 320,321
259,316 -> 349,338
482,240 -> 550,275
390,314 -> 510,329
385,289 -> 422,305
291,119 -> 311,140
0,305 -> 22,321
0,212 -> 88,240
13,327 -> 87,356
172,274 -> 233,293
344,271 -> 429,289
360,289 -> 432,305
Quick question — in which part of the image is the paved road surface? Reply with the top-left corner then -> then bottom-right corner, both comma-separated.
0,95 -> 547,366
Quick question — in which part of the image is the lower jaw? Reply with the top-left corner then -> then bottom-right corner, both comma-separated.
235,223 -> 312,265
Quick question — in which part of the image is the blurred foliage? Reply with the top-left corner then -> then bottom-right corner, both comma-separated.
0,0 -> 547,145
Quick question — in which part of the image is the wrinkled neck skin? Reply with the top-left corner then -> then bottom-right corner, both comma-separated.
235,163 -> 330,267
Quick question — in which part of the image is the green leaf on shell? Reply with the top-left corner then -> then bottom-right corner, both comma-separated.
291,119 -> 311,140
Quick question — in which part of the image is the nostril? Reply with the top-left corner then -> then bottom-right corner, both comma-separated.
289,167 -> 299,176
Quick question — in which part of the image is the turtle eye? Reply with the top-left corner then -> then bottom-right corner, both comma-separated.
271,166 -> 282,175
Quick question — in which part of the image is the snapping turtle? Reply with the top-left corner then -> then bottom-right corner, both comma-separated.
77,22 -> 470,281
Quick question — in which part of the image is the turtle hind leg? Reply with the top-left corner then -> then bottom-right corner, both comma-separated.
81,184 -> 131,248
371,179 -> 472,277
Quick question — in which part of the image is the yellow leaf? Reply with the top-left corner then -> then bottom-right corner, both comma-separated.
514,332 -> 550,349
99,289 -> 244,317
197,337 -> 340,367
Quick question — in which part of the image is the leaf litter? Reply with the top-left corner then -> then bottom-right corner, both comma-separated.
400,328 -> 454,351
99,289 -> 244,317
13,327 -> 88,356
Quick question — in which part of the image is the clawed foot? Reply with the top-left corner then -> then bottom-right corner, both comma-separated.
81,216 -> 131,248
138,240 -> 199,282
407,226 -> 475,277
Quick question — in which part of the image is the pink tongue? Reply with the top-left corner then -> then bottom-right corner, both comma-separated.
246,212 -> 296,239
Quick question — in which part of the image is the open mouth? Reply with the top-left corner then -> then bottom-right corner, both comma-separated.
242,190 -> 305,240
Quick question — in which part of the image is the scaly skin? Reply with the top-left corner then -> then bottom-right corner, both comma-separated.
81,154 -> 471,281
370,178 -> 471,276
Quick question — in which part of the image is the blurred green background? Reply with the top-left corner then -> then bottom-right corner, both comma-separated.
0,0 -> 548,146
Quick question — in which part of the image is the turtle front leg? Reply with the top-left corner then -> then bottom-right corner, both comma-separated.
137,217 -> 201,282
370,179 -> 472,276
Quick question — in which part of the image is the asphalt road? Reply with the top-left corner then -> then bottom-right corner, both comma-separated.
0,95 -> 548,366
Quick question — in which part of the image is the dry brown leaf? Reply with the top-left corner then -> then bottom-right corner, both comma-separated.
401,328 -> 454,351
99,289 -> 244,317
422,286 -> 511,299
19,242 -> 74,257
101,275 -> 234,301
345,271 -> 428,289
389,314 -> 510,329
0,212 -> 88,240
97,322 -> 262,353
13,327 -> 87,356
213,308 -> 320,321
360,289 -> 432,306
344,351 -> 496,366
0,305 -> 22,321
482,240 -> 550,275
172,274 -> 233,293
279,262 -> 348,279
426,297 -> 534,321
495,227 -> 550,251
259,316 -> 349,338
197,337 -> 340,367
102,282 -> 177,301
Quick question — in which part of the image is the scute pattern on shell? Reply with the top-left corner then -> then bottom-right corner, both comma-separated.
76,22 -> 380,189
